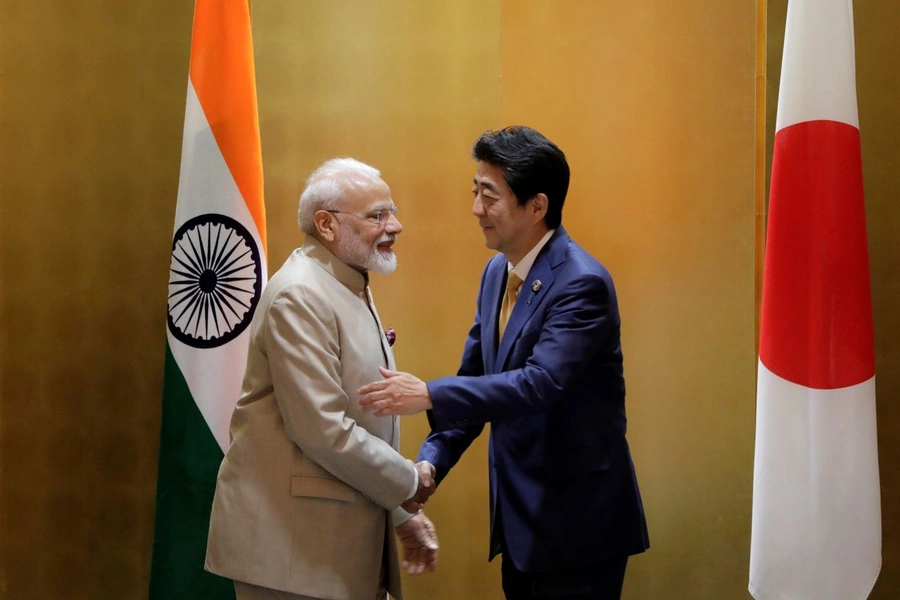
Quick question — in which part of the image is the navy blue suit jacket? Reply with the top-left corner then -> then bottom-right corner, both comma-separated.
418,227 -> 649,573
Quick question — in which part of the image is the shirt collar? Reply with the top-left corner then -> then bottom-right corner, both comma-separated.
508,229 -> 556,282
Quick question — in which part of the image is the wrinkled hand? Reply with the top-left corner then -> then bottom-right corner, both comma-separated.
358,367 -> 433,416
395,511 -> 439,575
402,461 -> 436,513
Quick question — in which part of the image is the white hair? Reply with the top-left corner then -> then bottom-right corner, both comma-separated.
297,158 -> 381,235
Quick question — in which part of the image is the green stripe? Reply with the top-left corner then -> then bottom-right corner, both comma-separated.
149,342 -> 235,600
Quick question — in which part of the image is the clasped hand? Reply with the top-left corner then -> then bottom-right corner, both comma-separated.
402,461 -> 436,513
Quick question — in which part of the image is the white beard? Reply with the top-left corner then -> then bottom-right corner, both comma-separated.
337,232 -> 397,274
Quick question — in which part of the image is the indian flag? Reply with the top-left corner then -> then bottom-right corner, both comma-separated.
150,1 -> 267,598
749,0 -> 881,598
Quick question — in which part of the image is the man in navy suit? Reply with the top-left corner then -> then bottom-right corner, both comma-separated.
359,126 -> 649,599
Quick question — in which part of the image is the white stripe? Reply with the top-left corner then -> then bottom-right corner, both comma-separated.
750,362 -> 881,599
775,0 -> 859,131
168,78 -> 267,452
172,80 -> 266,254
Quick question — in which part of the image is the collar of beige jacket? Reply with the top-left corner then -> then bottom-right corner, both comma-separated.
301,235 -> 368,292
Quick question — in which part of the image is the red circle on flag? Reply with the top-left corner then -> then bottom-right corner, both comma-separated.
759,120 -> 875,389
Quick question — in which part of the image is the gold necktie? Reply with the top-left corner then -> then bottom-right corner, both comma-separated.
498,271 -> 523,339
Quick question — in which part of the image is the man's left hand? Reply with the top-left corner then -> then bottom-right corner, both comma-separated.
395,512 -> 439,575
358,367 -> 433,416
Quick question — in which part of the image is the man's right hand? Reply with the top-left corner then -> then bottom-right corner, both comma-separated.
402,461 -> 436,512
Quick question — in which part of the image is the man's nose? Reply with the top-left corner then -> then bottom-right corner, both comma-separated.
472,195 -> 485,217
384,213 -> 402,234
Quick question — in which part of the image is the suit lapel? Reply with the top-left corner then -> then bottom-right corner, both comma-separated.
482,256 -> 506,373
364,286 -> 395,370
494,228 -> 569,372
363,286 -> 400,447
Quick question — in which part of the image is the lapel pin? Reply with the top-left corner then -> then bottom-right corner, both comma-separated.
527,280 -> 542,305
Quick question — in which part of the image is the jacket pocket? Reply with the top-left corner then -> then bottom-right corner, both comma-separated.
290,475 -> 358,502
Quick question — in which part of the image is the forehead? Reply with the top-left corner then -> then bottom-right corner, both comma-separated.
339,175 -> 393,211
473,161 -> 510,193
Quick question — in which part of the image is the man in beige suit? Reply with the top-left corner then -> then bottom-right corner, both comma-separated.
206,158 -> 438,600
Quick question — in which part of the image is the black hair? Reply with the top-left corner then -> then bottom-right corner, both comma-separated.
471,126 -> 570,229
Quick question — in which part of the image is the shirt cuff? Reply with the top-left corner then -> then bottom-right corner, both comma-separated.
406,463 -> 419,500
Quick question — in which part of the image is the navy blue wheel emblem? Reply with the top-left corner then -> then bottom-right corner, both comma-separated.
167,213 -> 262,348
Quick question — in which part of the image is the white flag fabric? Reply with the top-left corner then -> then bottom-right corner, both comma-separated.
749,1 -> 881,598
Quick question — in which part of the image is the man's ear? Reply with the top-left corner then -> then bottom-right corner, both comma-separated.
530,193 -> 549,223
314,210 -> 338,242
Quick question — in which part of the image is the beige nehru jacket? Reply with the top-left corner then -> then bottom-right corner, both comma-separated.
205,237 -> 417,600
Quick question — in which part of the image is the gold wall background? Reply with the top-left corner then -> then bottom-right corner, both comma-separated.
0,1 -> 194,598
0,1 -> 897,599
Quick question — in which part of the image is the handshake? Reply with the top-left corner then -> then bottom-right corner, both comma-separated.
403,461 -> 437,513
